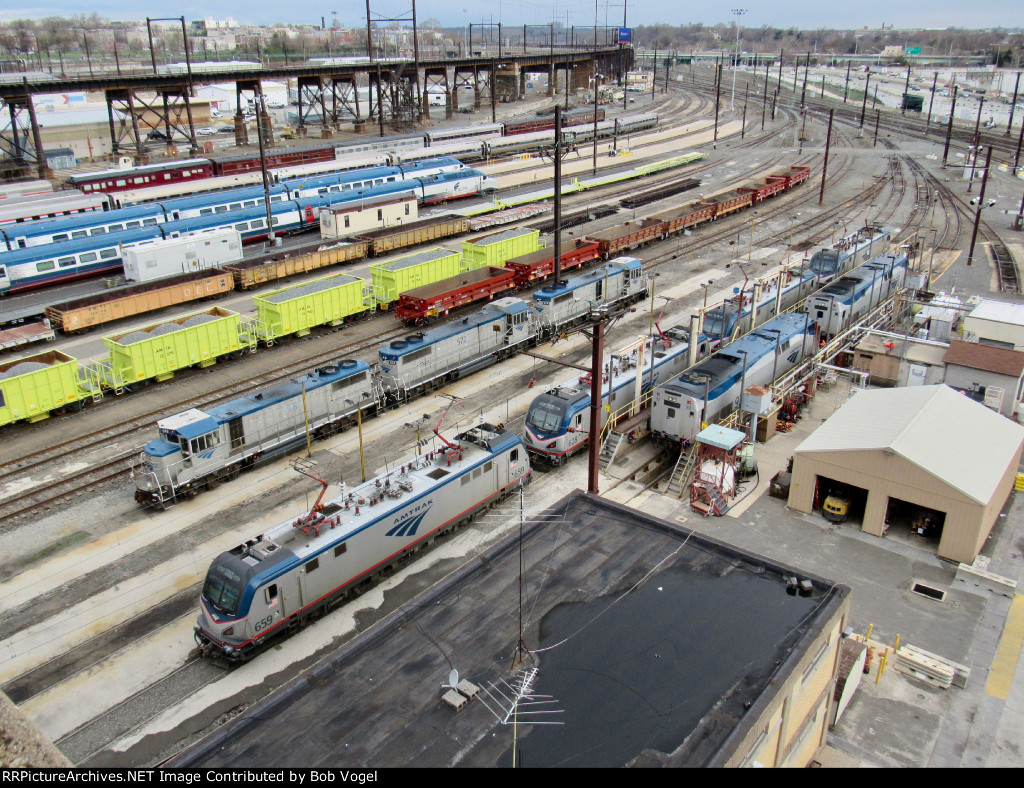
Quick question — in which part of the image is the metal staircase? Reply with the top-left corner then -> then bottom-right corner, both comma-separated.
666,444 -> 699,499
700,483 -> 731,516
598,431 -> 625,473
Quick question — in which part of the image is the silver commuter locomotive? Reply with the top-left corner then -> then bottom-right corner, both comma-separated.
195,423 -> 531,661
378,296 -> 535,402
802,252 -> 908,337
531,257 -> 650,335
522,325 -> 709,464
133,359 -> 380,507
650,312 -> 817,445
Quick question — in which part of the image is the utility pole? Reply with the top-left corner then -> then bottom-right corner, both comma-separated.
966,146 -> 993,267
860,68 -> 872,127
592,1 -> 599,176
587,314 -> 605,495
902,64 -> 911,115
926,72 -> 938,130
713,63 -> 722,142
800,51 -> 810,106
553,105 -> 563,286
1008,72 -> 1022,136
942,85 -> 959,167
819,109 -> 834,204
761,59 -> 769,128
730,8 -> 746,111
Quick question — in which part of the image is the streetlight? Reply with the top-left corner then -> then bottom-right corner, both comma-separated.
787,212 -> 801,266
699,280 -> 715,335
730,9 -> 747,111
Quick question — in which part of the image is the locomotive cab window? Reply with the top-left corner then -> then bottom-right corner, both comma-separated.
264,584 -> 278,605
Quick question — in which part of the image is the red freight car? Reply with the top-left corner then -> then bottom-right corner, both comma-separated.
768,165 -> 811,189
394,266 -> 516,324
503,240 -> 601,287
648,202 -> 716,235
738,177 -> 788,202
700,190 -> 753,219
585,218 -> 666,258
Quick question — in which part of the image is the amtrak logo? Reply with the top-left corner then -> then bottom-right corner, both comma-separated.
386,500 -> 433,537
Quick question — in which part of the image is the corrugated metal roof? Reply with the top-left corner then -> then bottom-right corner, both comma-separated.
794,384 -> 1024,504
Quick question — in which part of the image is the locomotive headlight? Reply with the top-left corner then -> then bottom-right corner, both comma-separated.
223,627 -> 234,636
547,442 -> 556,449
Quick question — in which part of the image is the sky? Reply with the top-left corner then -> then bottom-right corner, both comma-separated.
0,1 -> 1021,31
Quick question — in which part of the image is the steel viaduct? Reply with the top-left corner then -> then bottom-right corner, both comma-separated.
1,46 -> 633,178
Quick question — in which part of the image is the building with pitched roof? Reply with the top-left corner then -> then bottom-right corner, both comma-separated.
787,385 -> 1024,563
942,339 -> 1024,417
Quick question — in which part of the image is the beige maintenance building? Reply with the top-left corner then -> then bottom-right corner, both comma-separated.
788,384 -> 1024,564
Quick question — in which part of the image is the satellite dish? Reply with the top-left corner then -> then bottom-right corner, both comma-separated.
448,669 -> 459,688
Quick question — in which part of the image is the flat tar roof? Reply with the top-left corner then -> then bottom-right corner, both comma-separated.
173,490 -> 847,768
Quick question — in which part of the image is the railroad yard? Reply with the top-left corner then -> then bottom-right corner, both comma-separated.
2,53 -> 1024,769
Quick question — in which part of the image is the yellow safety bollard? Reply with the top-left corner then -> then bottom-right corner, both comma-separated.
876,650 -> 889,684
865,623 -> 874,643
894,634 -> 901,653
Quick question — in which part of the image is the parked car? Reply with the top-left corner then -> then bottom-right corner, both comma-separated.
197,127 -> 218,136
218,126 -> 236,134
146,129 -> 172,141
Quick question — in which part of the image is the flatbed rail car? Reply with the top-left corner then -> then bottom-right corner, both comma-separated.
45,269 -> 235,333
0,320 -> 54,352
355,215 -> 472,256
223,241 -> 369,290
394,266 -> 517,324
618,176 -> 702,210
585,218 -> 666,259
502,240 -> 602,287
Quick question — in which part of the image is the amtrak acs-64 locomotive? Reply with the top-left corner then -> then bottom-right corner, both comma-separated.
195,423 -> 530,661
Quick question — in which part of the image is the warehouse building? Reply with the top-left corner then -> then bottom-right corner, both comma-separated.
173,490 -> 851,768
788,385 -> 1024,564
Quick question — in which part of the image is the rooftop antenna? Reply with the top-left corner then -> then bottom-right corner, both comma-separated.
476,667 -> 564,767
513,482 -> 533,667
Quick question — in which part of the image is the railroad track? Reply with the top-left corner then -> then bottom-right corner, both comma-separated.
0,319 -> 409,525
2,78 -> 908,767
